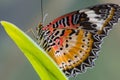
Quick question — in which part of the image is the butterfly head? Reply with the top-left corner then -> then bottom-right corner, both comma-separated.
36,23 -> 43,33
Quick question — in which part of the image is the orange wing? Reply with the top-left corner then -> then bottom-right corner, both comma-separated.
45,28 -> 100,76
37,3 -> 120,77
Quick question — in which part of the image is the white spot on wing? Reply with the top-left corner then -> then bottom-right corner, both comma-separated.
89,18 -> 104,23
55,51 -> 61,56
85,10 -> 105,30
95,23 -> 103,30
87,13 -> 100,18
79,9 -> 89,13
85,10 -> 95,14
82,45 -> 88,50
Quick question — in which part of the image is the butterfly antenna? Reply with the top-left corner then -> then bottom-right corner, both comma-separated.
43,13 -> 48,24
41,0 -> 43,23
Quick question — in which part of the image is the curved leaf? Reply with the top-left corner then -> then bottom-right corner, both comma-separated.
1,21 -> 68,80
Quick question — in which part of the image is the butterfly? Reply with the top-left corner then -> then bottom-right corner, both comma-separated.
36,3 -> 120,77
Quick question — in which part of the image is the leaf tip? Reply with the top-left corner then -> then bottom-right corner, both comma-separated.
1,20 -> 6,24
0,21 -> 9,27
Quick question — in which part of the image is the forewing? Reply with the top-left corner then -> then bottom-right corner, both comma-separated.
44,3 -> 120,37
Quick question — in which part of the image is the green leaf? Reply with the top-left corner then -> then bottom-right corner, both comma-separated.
1,21 -> 68,80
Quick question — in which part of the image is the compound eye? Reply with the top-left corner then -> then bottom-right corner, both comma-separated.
36,23 -> 43,30
39,23 -> 43,27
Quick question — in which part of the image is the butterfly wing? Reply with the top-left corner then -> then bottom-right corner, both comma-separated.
37,3 -> 120,77
45,28 -> 101,77
43,3 -> 120,35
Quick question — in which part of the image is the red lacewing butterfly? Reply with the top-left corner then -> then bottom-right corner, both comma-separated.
36,3 -> 120,77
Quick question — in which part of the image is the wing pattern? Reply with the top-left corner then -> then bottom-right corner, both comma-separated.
36,3 -> 120,77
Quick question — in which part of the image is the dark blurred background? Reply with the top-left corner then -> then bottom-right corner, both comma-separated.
0,0 -> 120,80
